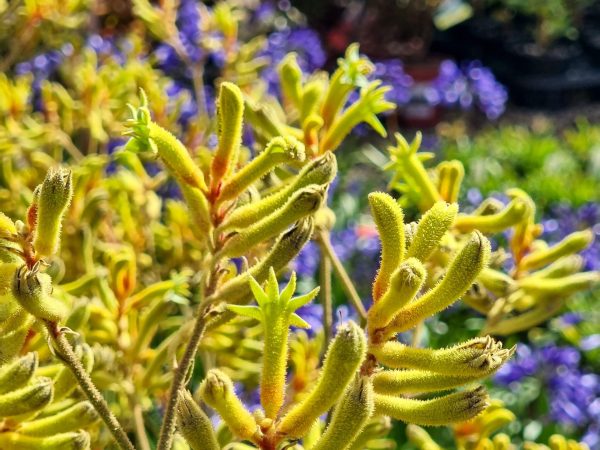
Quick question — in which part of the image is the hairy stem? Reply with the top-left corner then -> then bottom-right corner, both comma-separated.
318,231 -> 367,322
319,244 -> 333,345
156,311 -> 209,450
45,322 -> 134,450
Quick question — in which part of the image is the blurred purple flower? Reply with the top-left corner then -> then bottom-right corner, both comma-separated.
430,59 -> 507,120
495,344 -> 600,444
261,27 -> 326,94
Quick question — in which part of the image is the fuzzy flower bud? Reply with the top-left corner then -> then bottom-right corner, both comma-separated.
211,82 -> 245,191
0,376 -> 53,416
0,430 -> 90,449
454,198 -> 528,233
437,161 -> 464,204
218,185 -> 324,258
406,201 -> 458,262
389,231 -> 490,333
0,352 -> 37,394
209,218 -> 314,308
32,167 -> 73,258
374,385 -> 489,426
278,54 -> 303,110
221,152 -> 337,231
520,230 -> 593,271
18,401 -> 98,436
176,390 -> 220,450
310,376 -> 374,450
219,136 -> 306,202
368,192 -> 405,301
12,265 -> 68,322
372,336 -> 515,377
199,369 -> 258,441
278,321 -> 366,438
368,258 -> 426,333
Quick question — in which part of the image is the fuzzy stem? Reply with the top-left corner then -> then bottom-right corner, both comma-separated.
45,322 -> 134,450
318,231 -> 367,322
319,244 -> 333,345
156,311 -> 208,450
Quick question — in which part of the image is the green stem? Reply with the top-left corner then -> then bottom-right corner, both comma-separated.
45,322 -> 134,450
318,231 -> 367,323
319,243 -> 333,345
130,393 -> 151,450
156,310 -> 209,450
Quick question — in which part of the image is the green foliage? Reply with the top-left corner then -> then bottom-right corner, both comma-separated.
440,122 -> 600,210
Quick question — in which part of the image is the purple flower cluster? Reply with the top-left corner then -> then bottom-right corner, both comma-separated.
372,59 -> 413,106
261,27 -> 326,94
542,203 -> 600,271
15,44 -> 73,110
427,60 -> 507,119
495,344 -> 600,448
155,0 -> 203,72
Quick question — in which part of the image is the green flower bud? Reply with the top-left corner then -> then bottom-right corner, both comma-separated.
278,321 -> 366,438
176,390 -> 220,450
0,430 -> 90,450
478,268 -> 516,297
406,424 -> 442,450
219,136 -> 306,202
372,336 -> 515,376
492,434 -> 512,450
310,376 -> 374,450
218,185 -> 324,258
483,298 -> 563,336
200,369 -> 258,441
32,167 -> 73,258
278,54 -> 303,110
0,377 -> 53,417
389,231 -> 490,333
301,79 -> 326,123
211,82 -> 245,191
0,310 -> 33,365
373,369 -> 491,395
520,230 -> 593,271
180,184 -> 211,242
368,258 -> 426,333
368,192 -> 405,301
406,201 -> 458,262
454,198 -> 528,233
221,152 -> 337,231
478,405 -> 516,439
0,352 -> 37,394
436,161 -> 464,204
517,272 -> 600,296
208,218 -> 314,307
374,385 -> 489,426
18,401 -> 98,436
12,266 -> 67,323
124,90 -> 207,191
0,213 -> 21,264
527,255 -> 583,279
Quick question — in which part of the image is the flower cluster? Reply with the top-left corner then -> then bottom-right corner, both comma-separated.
429,60 -> 508,120
495,344 -> 600,448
